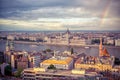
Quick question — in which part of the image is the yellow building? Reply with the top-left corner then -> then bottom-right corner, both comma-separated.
96,63 -> 112,71
40,56 -> 73,69
75,58 -> 98,70
75,61 -> 112,71
73,37 -> 113,71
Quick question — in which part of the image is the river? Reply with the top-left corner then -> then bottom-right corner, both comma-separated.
0,40 -> 120,59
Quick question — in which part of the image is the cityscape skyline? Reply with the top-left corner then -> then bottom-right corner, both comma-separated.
0,0 -> 120,31
0,22 -> 120,79
0,30 -> 119,80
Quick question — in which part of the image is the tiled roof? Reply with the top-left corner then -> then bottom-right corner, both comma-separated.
102,48 -> 110,57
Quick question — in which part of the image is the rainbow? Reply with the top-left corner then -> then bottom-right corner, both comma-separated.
100,0 -> 112,26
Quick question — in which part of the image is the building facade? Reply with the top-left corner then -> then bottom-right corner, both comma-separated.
44,29 -> 91,46
22,68 -> 96,80
28,54 -> 41,68
40,56 -> 73,70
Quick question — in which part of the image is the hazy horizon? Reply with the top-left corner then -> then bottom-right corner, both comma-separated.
0,29 -> 120,32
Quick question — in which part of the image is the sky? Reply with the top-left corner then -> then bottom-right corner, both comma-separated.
0,0 -> 120,31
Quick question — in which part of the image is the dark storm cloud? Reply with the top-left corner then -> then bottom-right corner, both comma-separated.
0,0 -> 73,18
0,0 -> 120,19
0,0 -> 73,11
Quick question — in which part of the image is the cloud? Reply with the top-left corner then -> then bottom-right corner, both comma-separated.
1,0 -> 120,18
0,17 -> 119,31
0,0 -> 120,31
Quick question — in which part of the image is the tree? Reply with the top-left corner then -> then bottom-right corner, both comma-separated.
4,65 -> 12,76
91,39 -> 100,44
46,48 -> 52,52
114,57 -> 120,65
47,64 -> 56,70
71,48 -> 74,55
14,68 -> 23,77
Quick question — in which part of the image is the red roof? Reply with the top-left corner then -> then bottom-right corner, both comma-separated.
102,48 -> 110,57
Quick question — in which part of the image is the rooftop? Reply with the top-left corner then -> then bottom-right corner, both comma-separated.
75,55 -> 114,66
41,56 -> 73,65
75,56 -> 97,64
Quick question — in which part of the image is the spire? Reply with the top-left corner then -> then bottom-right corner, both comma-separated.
66,28 -> 70,34
99,38 -> 110,57
100,38 -> 102,49
99,37 -> 103,56
65,28 -> 70,46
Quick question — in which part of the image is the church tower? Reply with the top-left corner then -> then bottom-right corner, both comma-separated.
99,38 -> 110,57
99,38 -> 103,57
5,40 -> 14,63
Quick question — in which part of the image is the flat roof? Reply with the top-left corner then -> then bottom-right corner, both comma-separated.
41,57 -> 73,65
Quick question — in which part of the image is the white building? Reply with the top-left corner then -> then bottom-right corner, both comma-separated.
7,35 -> 14,40
107,39 -> 114,45
115,39 -> 120,46
29,36 -> 37,41
70,39 -> 91,45
22,68 -> 99,80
